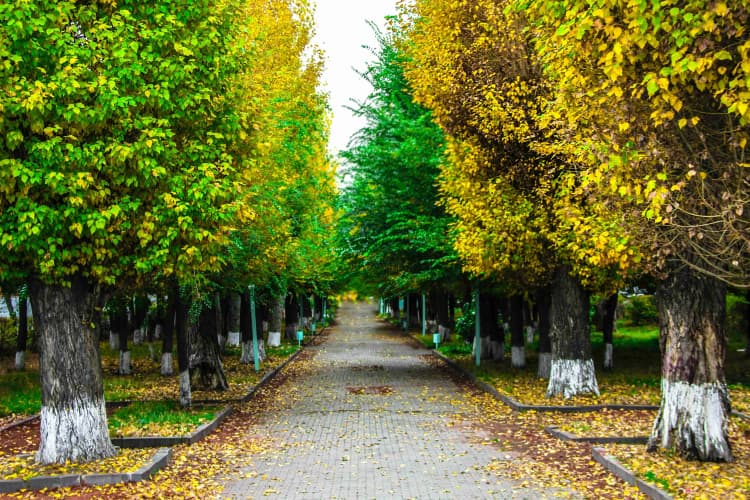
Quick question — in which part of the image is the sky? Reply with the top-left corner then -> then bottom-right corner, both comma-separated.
312,1 -> 399,158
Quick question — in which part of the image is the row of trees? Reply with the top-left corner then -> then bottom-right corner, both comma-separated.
341,0 -> 748,462
0,0 -> 340,464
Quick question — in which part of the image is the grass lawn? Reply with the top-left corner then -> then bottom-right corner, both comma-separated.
0,340 -> 301,420
415,320 -> 750,412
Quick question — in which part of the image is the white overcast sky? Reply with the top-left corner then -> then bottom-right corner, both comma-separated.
312,1 -> 398,157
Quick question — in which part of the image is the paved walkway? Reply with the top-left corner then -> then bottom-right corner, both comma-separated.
220,301 -> 553,499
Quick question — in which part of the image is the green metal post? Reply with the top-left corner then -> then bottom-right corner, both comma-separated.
250,285 -> 260,372
421,293 -> 426,336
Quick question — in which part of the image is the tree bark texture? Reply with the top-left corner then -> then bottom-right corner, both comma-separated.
510,295 -> 525,368
15,294 -> 28,371
408,293 -> 420,328
546,266 -> 599,398
433,290 -> 451,341
536,286 -> 552,379
160,289 -> 176,376
189,295 -> 228,391
647,266 -> 732,462
175,288 -> 191,407
285,293 -> 300,341
240,291 -> 252,364
28,276 -> 116,464
474,292 -> 502,360
602,293 -> 618,370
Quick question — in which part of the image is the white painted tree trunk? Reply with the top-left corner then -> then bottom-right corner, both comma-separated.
648,380 -> 732,461
438,325 -> 451,342
118,350 -> 131,375
546,358 -> 600,399
227,331 -> 241,347
490,340 -> 504,361
109,331 -> 119,351
537,352 -> 552,379
258,339 -> 267,362
15,351 -> 25,371
511,346 -> 526,368
268,331 -> 281,347
148,343 -> 157,362
154,323 -> 162,340
604,343 -> 614,370
179,370 -> 191,407
37,397 -> 115,464
161,352 -> 173,376
132,328 -> 143,345
240,340 -> 252,364
526,326 -> 535,344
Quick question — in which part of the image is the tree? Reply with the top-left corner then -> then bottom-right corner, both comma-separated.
522,0 -> 749,462
0,0 -> 254,463
338,25 -> 462,304
398,0 -> 627,397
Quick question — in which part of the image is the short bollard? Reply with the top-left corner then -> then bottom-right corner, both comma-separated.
296,330 -> 304,346
311,322 -> 316,335
433,332 -> 440,349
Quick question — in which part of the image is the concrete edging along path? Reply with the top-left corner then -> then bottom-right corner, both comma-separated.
0,448 -> 172,494
592,447 -> 673,500
545,425 -> 648,445
0,336 -> 315,493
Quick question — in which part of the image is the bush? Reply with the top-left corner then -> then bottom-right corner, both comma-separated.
454,301 -> 475,342
623,295 -> 658,326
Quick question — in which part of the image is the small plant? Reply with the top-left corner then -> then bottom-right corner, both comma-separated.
642,471 -> 671,492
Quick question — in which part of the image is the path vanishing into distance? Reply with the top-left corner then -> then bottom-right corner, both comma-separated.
220,301 -> 565,499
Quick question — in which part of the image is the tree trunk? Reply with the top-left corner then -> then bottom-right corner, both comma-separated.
546,266 -> 599,398
240,291 -> 252,364
745,288 -> 750,358
190,294 -> 228,391
131,295 -> 149,345
510,295 -> 525,368
536,286 -> 552,379
389,297 -> 400,320
268,295 -> 283,347
28,276 -> 116,464
434,290 -> 451,341
161,288 -> 176,376
15,293 -> 28,371
226,292 -> 242,347
472,292 -> 501,360
256,302 -> 267,361
314,295 -> 323,321
301,292 -> 312,329
408,294 -> 419,328
647,267 -> 732,462
602,293 -> 618,370
285,293 -> 300,341
111,307 -> 131,376
175,288 -> 191,407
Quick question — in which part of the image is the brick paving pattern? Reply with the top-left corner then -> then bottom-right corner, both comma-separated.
220,301 -> 556,499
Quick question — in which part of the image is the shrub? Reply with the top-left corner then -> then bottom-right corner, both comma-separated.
623,295 -> 658,326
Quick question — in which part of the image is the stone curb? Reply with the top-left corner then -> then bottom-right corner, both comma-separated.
240,345 -> 306,403
110,405 -> 232,449
592,447 -> 672,500
429,349 -> 750,421
545,425 -> 648,445
0,447 -> 172,494
430,349 -> 662,413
